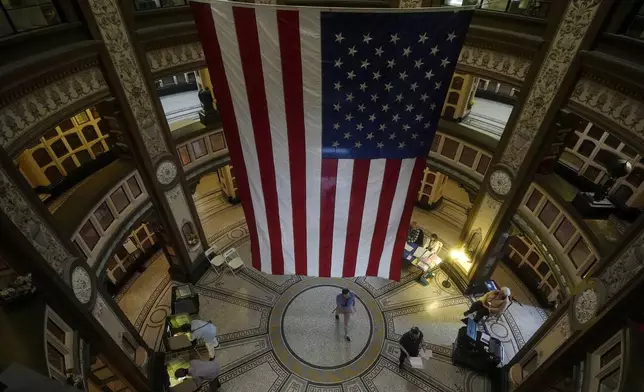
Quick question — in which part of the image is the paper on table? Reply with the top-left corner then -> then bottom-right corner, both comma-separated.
413,247 -> 427,257
405,243 -> 413,252
409,356 -> 424,368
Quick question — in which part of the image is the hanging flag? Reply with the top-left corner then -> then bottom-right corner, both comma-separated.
191,0 -> 472,279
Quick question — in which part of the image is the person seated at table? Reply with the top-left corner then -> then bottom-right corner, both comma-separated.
398,327 -> 426,369
407,221 -> 424,246
463,287 -> 511,323
179,319 -> 219,348
426,233 -> 443,256
175,359 -> 221,391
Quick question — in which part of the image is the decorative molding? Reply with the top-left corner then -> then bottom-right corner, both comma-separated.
457,45 -> 531,83
0,67 -> 108,150
500,0 -> 602,170
399,0 -> 422,8
573,287 -> 597,325
71,266 -> 92,304
569,77 -> 644,140
0,167 -> 73,277
88,0 -> 168,159
598,229 -> 644,303
156,159 -> 178,186
146,42 -> 205,74
92,293 -> 106,319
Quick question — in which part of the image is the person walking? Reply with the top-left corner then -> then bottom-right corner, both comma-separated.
463,287 -> 511,323
399,327 -> 425,369
334,288 -> 356,342
174,358 -> 221,391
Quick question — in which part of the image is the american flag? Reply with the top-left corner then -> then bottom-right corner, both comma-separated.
191,1 -> 472,280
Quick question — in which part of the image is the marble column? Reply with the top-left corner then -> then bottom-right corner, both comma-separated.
82,0 -> 207,281
460,0 -> 611,283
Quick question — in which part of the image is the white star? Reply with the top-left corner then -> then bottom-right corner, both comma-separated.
363,33 -> 373,44
359,83 -> 368,91
395,94 -> 403,103
418,33 -> 429,44
377,142 -> 384,148
347,70 -> 356,80
402,47 -> 412,57
447,31 -> 457,42
430,45 -> 439,56
370,93 -> 379,102
387,59 -> 396,68
398,141 -> 406,149
357,104 -> 366,112
392,113 -> 400,122
411,133 -> 419,139
361,59 -> 370,69
414,59 -> 424,69
335,33 -> 345,43
423,122 -> 431,129
405,104 -> 415,112
390,33 -> 400,44
415,113 -> 424,122
348,46 -> 357,56
369,114 -> 376,122
389,133 -> 397,140
372,71 -> 382,81
333,103 -> 341,111
381,104 -> 390,112
356,123 -> 364,131
434,81 -> 442,90
345,113 -> 354,121
344,132 -> 351,139
410,82 -> 419,92
402,124 -> 411,131
440,57 -> 451,68
420,93 -> 429,102
355,141 -> 362,148
430,103 -> 437,111
333,122 -> 340,130
346,93 -> 354,102
334,58 -> 343,68
375,47 -> 384,57
334,82 -> 342,91
384,82 -> 393,92
398,71 -> 408,81
332,140 -> 340,147
379,124 -> 387,131
366,132 -> 375,140
425,70 -> 435,80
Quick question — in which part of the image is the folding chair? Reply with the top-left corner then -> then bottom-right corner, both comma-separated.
223,248 -> 245,276
205,245 -> 225,278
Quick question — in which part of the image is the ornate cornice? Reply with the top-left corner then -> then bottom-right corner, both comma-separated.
456,44 -> 531,84
0,67 -> 108,150
146,41 -> 205,75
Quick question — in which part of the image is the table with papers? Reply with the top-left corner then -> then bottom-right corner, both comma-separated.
403,242 -> 442,284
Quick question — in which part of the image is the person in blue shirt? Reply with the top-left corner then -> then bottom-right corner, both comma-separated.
334,288 -> 356,342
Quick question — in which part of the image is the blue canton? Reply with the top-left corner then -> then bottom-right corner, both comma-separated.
321,11 -> 471,159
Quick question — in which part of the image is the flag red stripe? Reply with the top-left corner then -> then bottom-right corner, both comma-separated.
277,10 -> 307,275
389,158 -> 425,280
191,2 -> 261,269
342,160 -> 370,277
319,159 -> 338,278
233,7 -> 285,274
366,160 -> 402,276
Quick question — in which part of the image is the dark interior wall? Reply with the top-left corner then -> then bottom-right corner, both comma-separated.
0,294 -> 48,375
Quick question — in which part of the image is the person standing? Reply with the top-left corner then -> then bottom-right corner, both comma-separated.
179,319 -> 219,358
174,358 -> 221,391
399,327 -> 425,369
335,288 -> 356,342
463,287 -> 511,323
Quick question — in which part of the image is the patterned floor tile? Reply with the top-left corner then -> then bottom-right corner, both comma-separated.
362,357 -> 441,392
376,270 -> 462,311
280,374 -> 308,392
342,378 -> 369,392
220,352 -> 289,392
198,269 -> 279,306
217,336 -> 272,372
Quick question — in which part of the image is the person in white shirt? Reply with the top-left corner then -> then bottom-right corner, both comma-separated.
426,233 -> 443,256
175,359 -> 221,391
180,319 -> 219,358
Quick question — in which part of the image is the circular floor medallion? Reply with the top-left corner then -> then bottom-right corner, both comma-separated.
490,322 -> 509,338
282,285 -> 372,368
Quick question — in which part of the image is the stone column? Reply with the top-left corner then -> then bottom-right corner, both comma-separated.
81,0 -> 207,281
460,0 -> 612,283
0,150 -> 153,391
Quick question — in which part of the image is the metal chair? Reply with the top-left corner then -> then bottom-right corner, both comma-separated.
205,245 -> 225,277
223,247 -> 245,276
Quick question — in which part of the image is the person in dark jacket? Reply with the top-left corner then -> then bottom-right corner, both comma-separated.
398,327 -> 425,369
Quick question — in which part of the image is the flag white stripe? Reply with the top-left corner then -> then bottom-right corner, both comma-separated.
211,3 -> 273,273
331,159 -> 354,277
254,8 -> 296,274
354,160 -> 386,277
377,158 -> 416,277
299,9 -> 322,276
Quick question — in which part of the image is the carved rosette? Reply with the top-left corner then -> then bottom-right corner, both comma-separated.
71,267 -> 92,304
487,166 -> 513,200
569,279 -> 606,331
399,0 -> 422,8
156,158 -> 179,187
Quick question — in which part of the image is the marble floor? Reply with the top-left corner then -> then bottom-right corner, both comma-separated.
113,182 -> 547,391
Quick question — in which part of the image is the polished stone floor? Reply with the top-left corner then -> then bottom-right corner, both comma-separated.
114,175 -> 547,391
